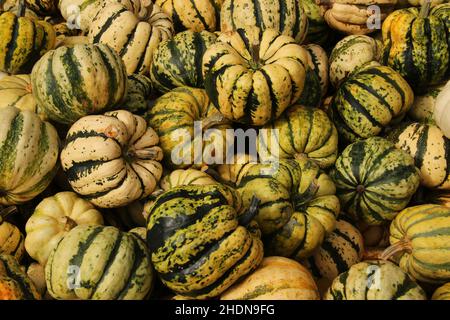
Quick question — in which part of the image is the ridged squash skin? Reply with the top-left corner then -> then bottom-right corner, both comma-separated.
88,3 -> 174,75
146,86 -> 232,169
324,260 -> 426,300
45,225 -> 154,300
156,0 -> 222,32
160,168 -> 217,190
0,222 -> 25,261
122,74 -> 153,114
146,184 -> 264,299
433,283 -> 450,300
330,137 -> 420,225
329,63 -> 414,142
221,257 -> 320,300
61,110 -> 163,208
203,26 -> 309,126
382,4 -> 449,91
25,191 -> 104,266
218,157 -> 340,260
387,204 -> 450,284
387,122 -> 450,189
31,43 -> 128,125
300,0 -> 330,45
434,80 -> 450,138
0,107 -> 60,205
220,0 -> 308,43
0,254 -> 41,300
150,30 -> 217,93
259,104 -> 338,169
0,11 -> 55,74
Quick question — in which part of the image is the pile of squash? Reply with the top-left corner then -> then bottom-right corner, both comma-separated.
0,0 -> 450,301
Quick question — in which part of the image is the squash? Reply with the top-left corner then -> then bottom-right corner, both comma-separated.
220,0 -> 308,43
150,30 -> 217,93
357,221 -> 390,248
156,0 -> 222,32
0,254 -> 41,300
381,204 -> 450,284
122,74 -> 153,115
146,184 -> 264,299
26,263 -> 47,298
203,26 -> 309,126
398,0 -> 446,6
324,260 -> 426,300
382,2 -> 449,91
303,219 -> 364,288
160,168 -> 217,190
328,63 -> 414,142
88,2 -> 174,75
221,256 -> 320,300
432,283 -> 450,300
0,2 -> 56,74
45,225 -> 154,300
25,0 -> 57,16
330,137 -> 420,225
146,86 -> 232,169
0,107 -> 59,205
386,122 -> 450,190
258,104 -> 338,169
61,110 -> 163,208
31,43 -> 128,125
329,35 -> 382,88
218,156 -> 340,260
55,36 -> 89,49
24,191 -> 104,266
0,221 -> 25,261
3,1 -> 41,19
408,84 -> 445,123
434,80 -> 450,138
300,0 -> 330,45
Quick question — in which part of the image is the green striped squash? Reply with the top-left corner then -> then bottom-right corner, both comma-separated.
382,3 -> 449,91
0,10 -> 55,74
220,0 -> 308,43
329,64 -> 414,143
259,104 -> 338,169
31,43 -> 128,125
408,84 -> 445,123
45,225 -> 154,300
122,74 -> 153,115
300,0 -> 330,45
146,184 -> 264,299
0,254 -> 41,300
218,157 -> 340,260
0,107 -> 60,205
433,283 -> 450,300
330,137 -> 420,225
383,204 -> 450,284
0,221 -> 25,261
303,219 -> 364,285
387,122 -> 450,190
150,30 -> 217,93
156,0 -> 222,32
324,260 -> 426,300
61,110 -> 163,208
88,3 -> 174,75
431,3 -> 450,51
203,26 -> 309,126
146,86 -> 232,169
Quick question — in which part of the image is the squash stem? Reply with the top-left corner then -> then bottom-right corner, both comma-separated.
419,0 -> 431,18
0,206 -> 18,224
63,216 -> 78,231
129,148 -> 161,160
238,196 -> 260,227
202,113 -> 230,130
248,41 -> 261,70
380,238 -> 412,261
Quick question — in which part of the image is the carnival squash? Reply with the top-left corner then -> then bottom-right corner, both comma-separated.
0,220 -> 25,261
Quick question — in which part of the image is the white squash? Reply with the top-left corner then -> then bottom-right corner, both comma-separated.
434,80 -> 450,139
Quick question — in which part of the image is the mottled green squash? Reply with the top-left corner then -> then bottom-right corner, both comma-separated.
122,74 -> 153,114
300,0 -> 330,45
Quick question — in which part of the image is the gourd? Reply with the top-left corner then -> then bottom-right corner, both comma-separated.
156,0 -> 222,32
433,283 -> 450,300
25,0 -> 58,16
387,122 -> 450,189
382,1 -> 449,91
300,0 -> 330,45
381,204 -> 450,284
329,35 -> 382,87
61,110 -> 163,208
330,137 -> 420,225
202,26 -> 309,126
88,2 -> 174,75
0,254 -> 41,300
122,74 -> 153,115
434,80 -> 450,138
146,184 -> 264,299
259,104 -> 338,169
26,263 -> 47,298
31,43 -> 128,125
146,86 -> 232,169
160,168 -> 217,190
45,225 -> 154,300
0,220 -> 25,261
409,84 -> 445,123
328,63 -> 414,142
324,260 -> 426,300
220,0 -> 309,43
24,191 -> 104,265
221,257 -> 320,300
218,156 -> 340,260
150,30 -> 217,93
0,107 -> 59,205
